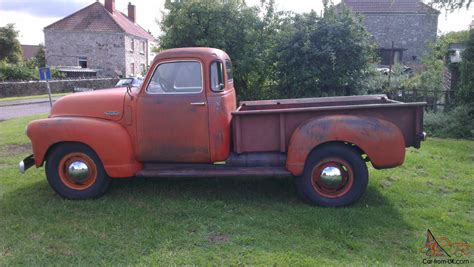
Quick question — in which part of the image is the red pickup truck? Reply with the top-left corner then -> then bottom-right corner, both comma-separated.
19,48 -> 426,206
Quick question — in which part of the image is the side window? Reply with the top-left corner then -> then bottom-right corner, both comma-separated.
225,60 -> 233,82
147,61 -> 202,94
210,61 -> 224,92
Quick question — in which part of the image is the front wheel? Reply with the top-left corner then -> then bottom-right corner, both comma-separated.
296,143 -> 368,207
46,143 -> 111,199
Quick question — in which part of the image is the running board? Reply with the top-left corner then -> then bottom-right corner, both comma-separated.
136,164 -> 292,178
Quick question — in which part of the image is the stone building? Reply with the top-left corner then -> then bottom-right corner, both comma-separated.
44,0 -> 156,77
342,0 -> 439,66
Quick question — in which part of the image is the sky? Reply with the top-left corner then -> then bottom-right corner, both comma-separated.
0,0 -> 472,45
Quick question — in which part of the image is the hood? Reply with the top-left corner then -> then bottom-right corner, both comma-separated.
50,88 -> 126,121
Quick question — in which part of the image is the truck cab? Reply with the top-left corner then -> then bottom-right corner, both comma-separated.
20,47 -> 426,207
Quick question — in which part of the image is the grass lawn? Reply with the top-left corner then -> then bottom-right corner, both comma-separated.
0,93 -> 69,103
0,115 -> 473,265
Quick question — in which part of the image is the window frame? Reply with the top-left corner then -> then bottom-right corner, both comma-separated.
78,56 -> 88,68
145,59 -> 204,95
225,59 -> 233,83
209,60 -> 225,92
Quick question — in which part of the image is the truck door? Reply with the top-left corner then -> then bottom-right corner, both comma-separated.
136,60 -> 211,163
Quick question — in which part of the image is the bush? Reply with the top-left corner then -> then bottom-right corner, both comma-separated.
0,60 -> 37,81
424,105 -> 474,139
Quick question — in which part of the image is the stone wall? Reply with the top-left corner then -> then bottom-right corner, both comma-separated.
363,13 -> 438,65
44,30 -> 126,77
0,78 -> 119,98
124,34 -> 149,77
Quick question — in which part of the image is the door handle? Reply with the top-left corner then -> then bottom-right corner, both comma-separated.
190,102 -> 206,106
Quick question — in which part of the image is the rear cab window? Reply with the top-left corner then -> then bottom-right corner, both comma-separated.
210,61 -> 225,92
225,60 -> 233,82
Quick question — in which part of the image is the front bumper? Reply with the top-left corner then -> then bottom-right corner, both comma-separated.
19,154 -> 35,173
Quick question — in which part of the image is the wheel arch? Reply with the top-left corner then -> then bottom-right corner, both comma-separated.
27,117 -> 142,177
286,115 -> 406,176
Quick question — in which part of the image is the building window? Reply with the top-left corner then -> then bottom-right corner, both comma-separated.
78,56 -> 88,68
130,38 -> 135,52
140,41 -> 145,54
140,63 -> 146,75
130,63 -> 135,75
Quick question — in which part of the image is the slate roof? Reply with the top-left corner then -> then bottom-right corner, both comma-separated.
342,0 -> 440,14
44,2 -> 155,41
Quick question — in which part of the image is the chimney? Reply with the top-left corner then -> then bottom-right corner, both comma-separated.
128,2 -> 136,23
105,0 -> 115,13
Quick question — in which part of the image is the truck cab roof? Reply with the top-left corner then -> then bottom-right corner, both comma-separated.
153,47 -> 230,62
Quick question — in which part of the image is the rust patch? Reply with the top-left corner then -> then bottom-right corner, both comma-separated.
208,234 -> 230,243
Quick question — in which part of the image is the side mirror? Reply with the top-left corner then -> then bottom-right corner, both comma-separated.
219,83 -> 225,90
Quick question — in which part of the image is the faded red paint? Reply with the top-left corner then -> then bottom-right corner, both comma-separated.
285,115 -> 406,176
25,47 -> 425,180
27,117 -> 141,177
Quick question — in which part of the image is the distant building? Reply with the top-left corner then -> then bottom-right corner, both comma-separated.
341,0 -> 440,66
44,0 -> 156,77
20,45 -> 40,60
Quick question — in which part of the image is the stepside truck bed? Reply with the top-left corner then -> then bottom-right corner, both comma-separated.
232,94 -> 426,154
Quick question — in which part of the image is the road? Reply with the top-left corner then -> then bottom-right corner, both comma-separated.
0,99 -> 55,121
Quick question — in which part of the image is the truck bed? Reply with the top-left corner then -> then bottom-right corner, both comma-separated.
232,94 -> 426,154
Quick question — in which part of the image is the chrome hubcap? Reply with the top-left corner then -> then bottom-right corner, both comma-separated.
67,161 -> 90,182
320,166 -> 343,188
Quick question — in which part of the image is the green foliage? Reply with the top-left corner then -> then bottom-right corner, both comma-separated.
160,0 -> 281,100
159,1 -> 376,100
0,60 -> 65,81
273,7 -> 377,98
0,60 -> 38,81
35,44 -> 46,68
429,0 -> 472,10
0,24 -> 22,64
458,30 -> 474,106
424,105 -> 474,139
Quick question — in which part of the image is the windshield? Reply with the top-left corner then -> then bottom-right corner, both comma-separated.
115,78 -> 143,87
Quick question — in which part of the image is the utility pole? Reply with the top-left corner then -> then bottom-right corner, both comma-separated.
388,41 -> 394,86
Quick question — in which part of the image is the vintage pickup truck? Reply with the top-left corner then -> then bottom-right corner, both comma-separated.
19,47 -> 426,206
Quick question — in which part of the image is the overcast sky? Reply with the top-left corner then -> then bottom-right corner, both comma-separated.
0,0 -> 472,45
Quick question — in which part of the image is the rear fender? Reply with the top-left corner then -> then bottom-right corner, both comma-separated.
286,115 -> 405,176
27,117 -> 141,178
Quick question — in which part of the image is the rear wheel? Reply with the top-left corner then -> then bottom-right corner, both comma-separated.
296,143 -> 368,207
46,143 -> 111,199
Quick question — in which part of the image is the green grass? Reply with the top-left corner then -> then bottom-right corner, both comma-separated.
1,115 -> 473,265
0,93 -> 69,103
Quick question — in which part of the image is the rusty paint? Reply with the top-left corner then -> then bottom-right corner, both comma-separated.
285,115 -> 406,176
25,48 -> 425,183
27,117 -> 141,177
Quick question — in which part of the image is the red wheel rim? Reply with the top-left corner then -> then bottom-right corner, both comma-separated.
310,158 -> 354,198
58,152 -> 97,190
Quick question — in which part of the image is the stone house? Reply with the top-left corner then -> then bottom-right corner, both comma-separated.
44,0 -> 156,77
341,0 -> 439,66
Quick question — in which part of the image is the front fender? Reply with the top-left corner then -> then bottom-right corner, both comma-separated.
27,117 -> 141,178
286,115 -> 405,176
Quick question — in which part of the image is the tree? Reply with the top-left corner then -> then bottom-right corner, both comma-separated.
429,0 -> 472,11
458,30 -> 474,105
0,24 -> 22,64
35,44 -> 46,67
273,7 -> 377,98
159,0 -> 282,100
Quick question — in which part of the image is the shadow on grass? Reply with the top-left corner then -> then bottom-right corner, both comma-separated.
1,176 -> 415,264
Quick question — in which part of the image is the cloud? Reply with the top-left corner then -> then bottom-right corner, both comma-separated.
0,0 -> 92,17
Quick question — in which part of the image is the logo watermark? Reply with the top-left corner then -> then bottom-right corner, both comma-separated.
420,229 -> 471,265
